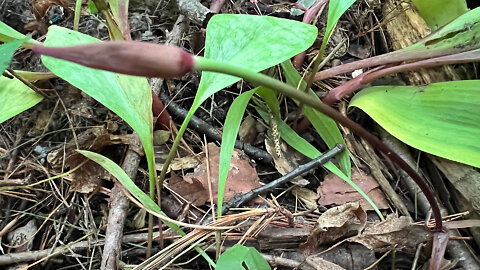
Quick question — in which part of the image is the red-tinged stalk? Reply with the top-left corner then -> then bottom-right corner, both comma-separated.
322,49 -> 480,105
32,41 -> 194,78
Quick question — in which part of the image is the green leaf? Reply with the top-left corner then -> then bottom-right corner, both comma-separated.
280,60 -> 350,177
194,14 -> 317,111
218,89 -> 256,216
321,0 -> 356,52
412,0 -> 468,30
350,81 -> 480,168
0,39 -> 24,74
176,15 -> 318,201
87,0 -> 98,13
216,244 -> 270,270
76,150 -> 179,230
77,150 -> 215,266
399,7 -> 480,57
0,21 -> 26,42
40,25 -> 155,190
0,75 -> 43,124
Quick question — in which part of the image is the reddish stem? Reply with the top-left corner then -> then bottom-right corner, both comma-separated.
292,0 -> 328,70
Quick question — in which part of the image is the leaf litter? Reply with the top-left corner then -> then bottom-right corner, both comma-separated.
1,0 -> 478,268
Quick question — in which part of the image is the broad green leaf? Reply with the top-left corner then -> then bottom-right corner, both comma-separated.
412,0 -> 468,30
255,94 -> 383,220
216,244 -> 270,270
388,6 -> 480,59
177,15 -> 318,202
281,60 -> 350,177
0,39 -> 24,74
40,26 -> 155,187
77,150 -> 215,266
218,89 -> 256,216
194,15 -> 317,111
0,21 -> 26,42
0,75 -> 43,124
350,81 -> 480,168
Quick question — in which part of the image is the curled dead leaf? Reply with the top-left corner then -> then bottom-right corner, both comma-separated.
32,0 -> 72,21
301,202 -> 367,254
347,215 -> 432,253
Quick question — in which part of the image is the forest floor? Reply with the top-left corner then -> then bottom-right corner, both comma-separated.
0,0 -> 479,269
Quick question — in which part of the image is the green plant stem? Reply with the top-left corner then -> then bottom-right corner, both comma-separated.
146,152 -> 157,257
158,111 -> 193,192
192,56 -> 443,232
294,42 -> 327,124
74,0 -> 82,31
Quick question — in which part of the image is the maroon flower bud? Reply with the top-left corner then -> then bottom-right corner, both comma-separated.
32,41 -> 194,78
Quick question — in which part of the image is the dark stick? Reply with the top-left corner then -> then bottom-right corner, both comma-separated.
159,91 -> 274,164
221,144 -> 345,214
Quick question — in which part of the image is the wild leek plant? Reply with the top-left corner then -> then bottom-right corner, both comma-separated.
30,40 -> 444,232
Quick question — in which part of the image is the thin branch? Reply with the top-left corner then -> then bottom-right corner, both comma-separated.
222,144 -> 345,214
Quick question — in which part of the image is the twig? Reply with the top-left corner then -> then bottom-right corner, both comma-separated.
7,69 -> 47,98
101,139 -> 142,270
159,91 -> 273,164
0,231 -> 170,266
322,49 -> 480,105
222,144 -> 344,214
176,0 -> 210,25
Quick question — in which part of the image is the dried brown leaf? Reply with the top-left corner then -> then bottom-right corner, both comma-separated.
301,243 -> 376,270
347,215 -> 432,253
170,155 -> 201,171
265,138 -> 309,186
318,168 -> 389,210
47,126 -> 113,193
238,115 -> 257,144
301,202 -> 367,254
292,186 -> 318,209
32,0 -> 72,21
169,143 -> 260,206
168,172 -> 209,206
304,257 -> 345,270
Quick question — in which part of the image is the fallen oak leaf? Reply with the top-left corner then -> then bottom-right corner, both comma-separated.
318,168 -> 389,211
168,143 -> 260,206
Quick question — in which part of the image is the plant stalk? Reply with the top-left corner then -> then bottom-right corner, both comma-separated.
74,0 -> 82,31
192,56 -> 443,232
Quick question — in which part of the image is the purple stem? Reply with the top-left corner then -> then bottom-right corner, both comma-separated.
210,0 -> 226,13
293,0 -> 328,70
313,45 -> 480,81
322,49 -> 480,105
